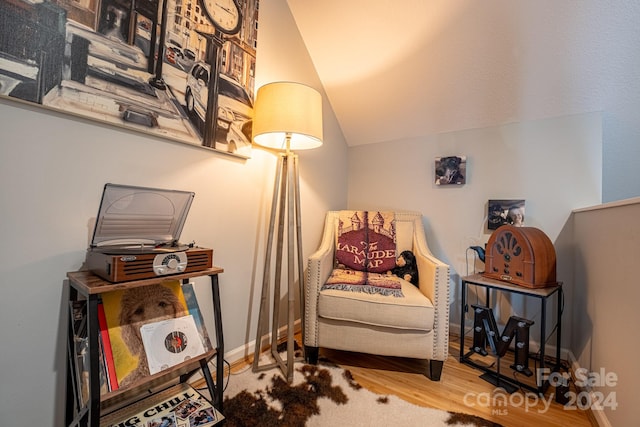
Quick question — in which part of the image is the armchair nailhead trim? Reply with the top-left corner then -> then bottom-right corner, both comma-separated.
432,267 -> 450,359
305,258 -> 321,345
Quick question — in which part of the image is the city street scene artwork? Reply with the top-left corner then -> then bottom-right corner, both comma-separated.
0,0 -> 259,158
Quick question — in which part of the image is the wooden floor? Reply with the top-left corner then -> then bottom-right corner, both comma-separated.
230,333 -> 596,427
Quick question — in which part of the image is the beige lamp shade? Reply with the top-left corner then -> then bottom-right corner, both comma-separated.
252,82 -> 323,151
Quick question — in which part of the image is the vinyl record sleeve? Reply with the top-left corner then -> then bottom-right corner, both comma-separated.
101,281 -> 191,386
101,383 -> 223,426
140,315 -> 206,375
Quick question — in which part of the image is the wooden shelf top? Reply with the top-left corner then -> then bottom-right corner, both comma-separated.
461,273 -> 561,297
67,267 -> 224,295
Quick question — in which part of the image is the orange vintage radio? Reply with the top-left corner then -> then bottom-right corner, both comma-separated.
483,225 -> 557,288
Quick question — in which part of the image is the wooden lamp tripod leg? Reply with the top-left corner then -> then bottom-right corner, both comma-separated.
252,151 -> 303,382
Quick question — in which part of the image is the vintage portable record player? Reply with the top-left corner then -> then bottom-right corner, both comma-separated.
85,183 -> 213,282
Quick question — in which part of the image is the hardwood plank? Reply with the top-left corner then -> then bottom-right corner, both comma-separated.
320,336 -> 597,427
225,333 -> 597,427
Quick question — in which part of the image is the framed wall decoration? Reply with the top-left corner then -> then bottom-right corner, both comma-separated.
488,199 -> 525,230
0,0 -> 259,158
435,155 -> 466,185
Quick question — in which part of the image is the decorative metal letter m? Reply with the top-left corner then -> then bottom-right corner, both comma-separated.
470,305 -> 534,376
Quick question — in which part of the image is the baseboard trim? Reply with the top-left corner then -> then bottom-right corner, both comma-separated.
566,350 -> 611,427
224,319 -> 303,369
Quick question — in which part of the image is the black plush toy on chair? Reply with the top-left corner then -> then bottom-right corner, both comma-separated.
389,250 -> 419,286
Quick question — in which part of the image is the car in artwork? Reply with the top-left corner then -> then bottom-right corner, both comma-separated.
184,48 -> 197,61
184,62 -> 253,154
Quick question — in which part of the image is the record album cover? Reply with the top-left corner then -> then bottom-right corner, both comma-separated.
101,383 -> 223,427
101,280 -> 190,387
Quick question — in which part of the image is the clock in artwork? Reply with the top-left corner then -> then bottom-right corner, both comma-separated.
201,0 -> 243,35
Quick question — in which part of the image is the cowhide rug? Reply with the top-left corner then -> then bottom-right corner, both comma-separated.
221,356 -> 502,427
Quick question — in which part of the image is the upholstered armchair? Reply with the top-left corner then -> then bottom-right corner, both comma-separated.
304,211 -> 450,380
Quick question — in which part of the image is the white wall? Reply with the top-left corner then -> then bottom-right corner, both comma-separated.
287,0 -> 640,205
571,198 -> 640,427
347,112 -> 602,348
0,0 -> 348,425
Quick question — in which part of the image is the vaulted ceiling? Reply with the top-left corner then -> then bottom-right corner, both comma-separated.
287,0 -> 633,147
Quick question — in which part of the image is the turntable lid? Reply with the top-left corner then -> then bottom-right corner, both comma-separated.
90,183 -> 195,248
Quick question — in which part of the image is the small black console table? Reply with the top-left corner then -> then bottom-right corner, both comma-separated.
459,274 -> 563,394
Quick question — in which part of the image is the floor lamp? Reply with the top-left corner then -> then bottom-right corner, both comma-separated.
251,82 -> 323,382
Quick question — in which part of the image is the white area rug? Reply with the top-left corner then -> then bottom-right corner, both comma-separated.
221,358 -> 501,427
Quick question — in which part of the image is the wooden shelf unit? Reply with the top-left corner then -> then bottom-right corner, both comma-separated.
65,268 -> 225,427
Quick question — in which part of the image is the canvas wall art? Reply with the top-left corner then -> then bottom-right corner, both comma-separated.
488,199 -> 525,230
0,0 -> 259,158
435,155 -> 466,185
